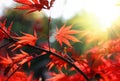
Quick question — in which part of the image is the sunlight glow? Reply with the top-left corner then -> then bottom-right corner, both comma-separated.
82,0 -> 120,31
0,0 -> 120,31
47,0 -> 120,31
0,0 -> 14,16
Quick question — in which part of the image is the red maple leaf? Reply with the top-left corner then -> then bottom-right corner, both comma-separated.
0,54 -> 15,75
55,24 -> 80,47
47,54 -> 68,70
0,54 -> 13,67
12,50 -> 29,63
14,0 -> 55,14
9,31 -> 37,51
14,50 -> 33,67
48,72 -> 85,81
8,71 -> 28,81
0,19 -> 13,40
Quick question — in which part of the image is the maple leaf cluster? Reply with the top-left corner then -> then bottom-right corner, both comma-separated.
14,0 -> 55,14
48,40 -> 120,81
0,0 -> 120,81
0,50 -> 34,81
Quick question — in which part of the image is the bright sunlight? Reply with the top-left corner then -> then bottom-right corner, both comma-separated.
50,0 -> 120,31
82,0 -> 120,31
1,0 -> 120,31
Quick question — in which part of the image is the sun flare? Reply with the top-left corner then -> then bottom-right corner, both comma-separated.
82,0 -> 120,31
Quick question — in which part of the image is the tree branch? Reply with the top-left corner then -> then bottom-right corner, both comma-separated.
2,27 -> 90,81
28,45 -> 90,81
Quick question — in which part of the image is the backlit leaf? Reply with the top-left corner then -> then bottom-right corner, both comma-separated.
55,24 -> 80,47
9,31 -> 37,51
14,0 -> 55,14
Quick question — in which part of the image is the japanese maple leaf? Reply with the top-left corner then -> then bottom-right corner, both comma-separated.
55,24 -> 80,47
14,0 -> 55,14
12,50 -> 29,63
48,72 -> 85,81
13,50 -> 33,66
39,43 -> 68,70
0,54 -> 12,67
48,72 -> 69,81
0,19 -> 13,40
9,31 -> 37,51
0,54 -> 19,76
8,71 -> 28,81
47,54 -> 68,70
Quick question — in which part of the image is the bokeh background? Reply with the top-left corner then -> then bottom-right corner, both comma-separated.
1,0 -> 120,80
1,0 -> 120,52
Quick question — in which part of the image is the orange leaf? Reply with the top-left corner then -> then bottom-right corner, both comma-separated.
0,54 -> 13,67
12,50 -> 33,66
55,24 -> 80,47
9,31 -> 37,51
12,50 -> 29,62
14,0 -> 55,14
47,53 -> 68,70
9,71 -> 28,81
19,56 -> 33,65
0,19 -> 13,40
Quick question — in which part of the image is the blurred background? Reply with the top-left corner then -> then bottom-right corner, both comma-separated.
1,0 -> 120,52
1,0 -> 120,80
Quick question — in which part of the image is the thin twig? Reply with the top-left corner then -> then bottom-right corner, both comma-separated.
0,41 -> 12,49
47,11 -> 51,51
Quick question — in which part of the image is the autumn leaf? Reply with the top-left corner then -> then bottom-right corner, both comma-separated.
48,72 -> 85,81
12,50 -> 29,63
9,71 -> 28,81
12,50 -> 33,67
14,0 -> 55,14
47,72 -> 69,81
39,42 -> 57,54
55,24 -> 80,47
9,31 -> 37,51
0,54 -> 14,75
0,19 -> 13,40
19,56 -> 33,66
0,54 -> 13,67
47,52 -> 68,70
